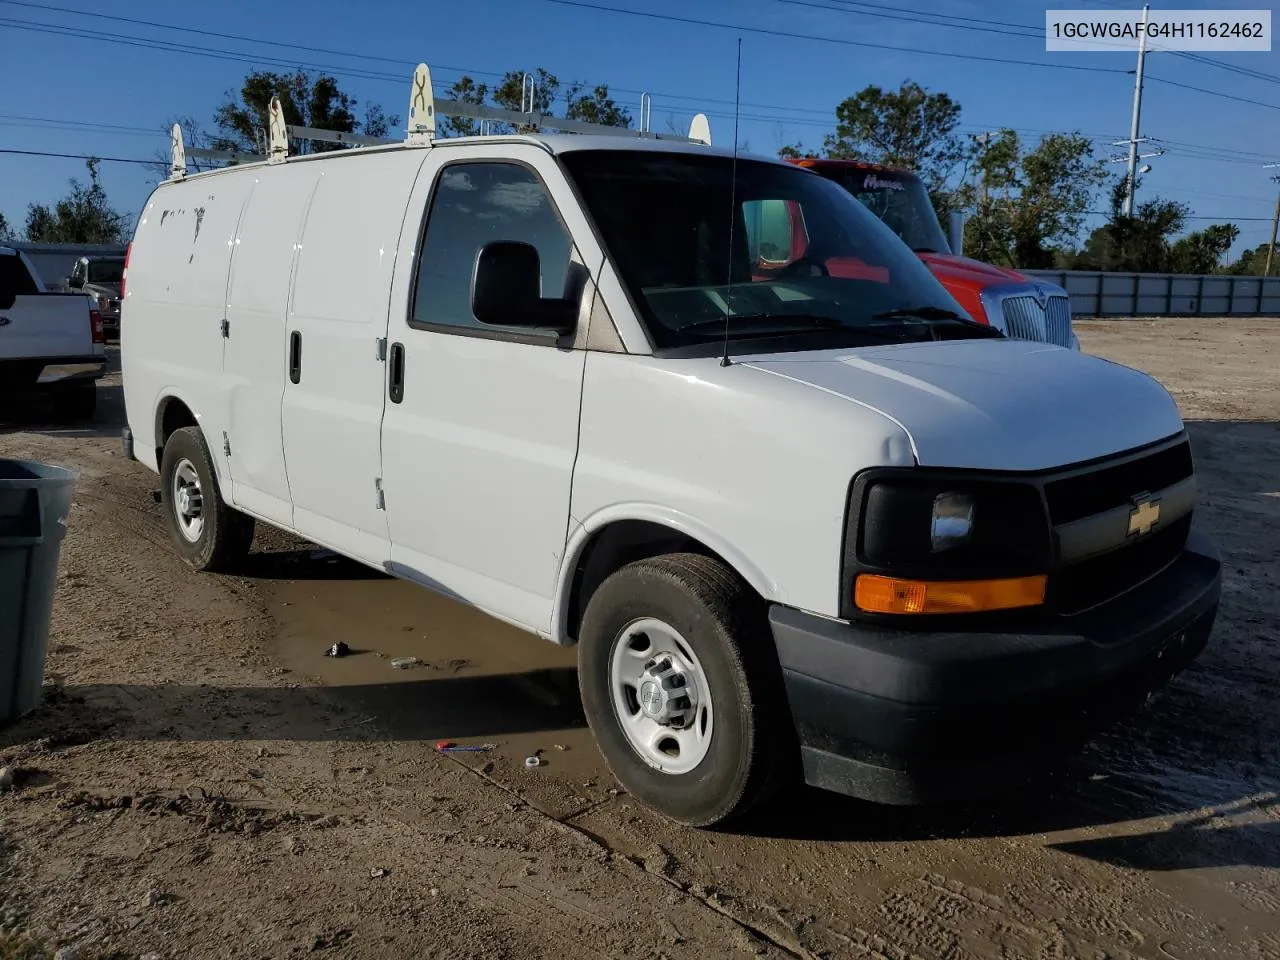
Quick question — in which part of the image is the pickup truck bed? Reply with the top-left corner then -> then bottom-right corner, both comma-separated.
1,248 -> 106,421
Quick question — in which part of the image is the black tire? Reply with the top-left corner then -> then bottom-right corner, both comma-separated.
159,426 -> 255,572
50,382 -> 96,422
578,553 -> 795,827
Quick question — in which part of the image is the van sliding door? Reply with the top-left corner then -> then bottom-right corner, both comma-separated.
280,151 -> 429,565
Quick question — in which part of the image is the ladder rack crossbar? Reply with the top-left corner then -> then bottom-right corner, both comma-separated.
168,60 -> 713,179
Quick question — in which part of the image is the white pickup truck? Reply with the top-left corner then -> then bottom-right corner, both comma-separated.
0,246 -> 106,421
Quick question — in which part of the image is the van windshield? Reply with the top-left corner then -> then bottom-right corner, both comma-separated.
558,150 -> 971,351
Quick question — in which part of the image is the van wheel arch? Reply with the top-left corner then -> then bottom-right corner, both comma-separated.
564,520 -> 756,645
154,395 -> 197,465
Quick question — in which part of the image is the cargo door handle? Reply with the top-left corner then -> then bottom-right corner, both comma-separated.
289,331 -> 302,384
388,342 -> 405,404
0,317 -> 11,327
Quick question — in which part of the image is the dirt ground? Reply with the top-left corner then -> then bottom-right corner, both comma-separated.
1,318 -> 1277,960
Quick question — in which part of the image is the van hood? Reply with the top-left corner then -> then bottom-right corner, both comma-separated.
915,252 -> 1025,287
741,339 -> 1184,472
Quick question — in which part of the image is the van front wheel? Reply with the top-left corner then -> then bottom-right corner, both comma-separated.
159,426 -> 254,572
578,553 -> 794,827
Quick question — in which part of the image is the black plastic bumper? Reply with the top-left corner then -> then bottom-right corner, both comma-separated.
770,530 -> 1222,805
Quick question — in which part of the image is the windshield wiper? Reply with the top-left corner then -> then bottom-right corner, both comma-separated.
679,313 -> 845,336
870,306 -> 1005,337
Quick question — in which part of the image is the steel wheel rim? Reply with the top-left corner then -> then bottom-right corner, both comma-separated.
608,617 -> 714,775
171,458 -> 205,543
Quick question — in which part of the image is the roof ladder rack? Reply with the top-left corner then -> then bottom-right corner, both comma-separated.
167,60 -> 714,177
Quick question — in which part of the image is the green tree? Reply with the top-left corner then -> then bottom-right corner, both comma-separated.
0,211 -> 12,242
441,68 -> 631,136
23,159 -> 128,244
1224,242 -> 1275,276
440,76 -> 489,138
1169,223 -> 1240,274
212,70 -> 398,156
565,84 -> 631,128
1073,178 -> 1189,272
777,143 -> 818,160
823,81 -> 967,212
961,129 -> 1108,268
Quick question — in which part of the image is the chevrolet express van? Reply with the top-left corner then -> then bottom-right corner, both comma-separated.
119,72 -> 1220,826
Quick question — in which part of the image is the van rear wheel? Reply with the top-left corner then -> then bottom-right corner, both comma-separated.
159,426 -> 254,572
578,553 -> 794,827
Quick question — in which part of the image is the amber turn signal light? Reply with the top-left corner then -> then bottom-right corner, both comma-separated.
854,573 -> 1047,615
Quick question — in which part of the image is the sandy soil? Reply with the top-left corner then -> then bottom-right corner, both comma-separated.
1,319 -> 1277,959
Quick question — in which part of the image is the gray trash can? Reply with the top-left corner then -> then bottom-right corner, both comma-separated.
1,459 -> 77,726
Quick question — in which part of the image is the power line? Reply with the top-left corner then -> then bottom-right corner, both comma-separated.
0,148 -> 158,165
776,0 -> 1042,40
0,114 -> 161,135
792,0 -> 1280,86
537,0 -> 1127,74
1146,75 -> 1280,111
0,0 -> 836,117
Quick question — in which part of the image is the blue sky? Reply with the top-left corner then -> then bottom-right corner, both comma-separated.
3,0 -> 1278,259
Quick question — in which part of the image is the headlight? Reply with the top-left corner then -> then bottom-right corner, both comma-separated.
843,472 -> 1052,618
839,476 -> 1049,624
930,492 -> 973,552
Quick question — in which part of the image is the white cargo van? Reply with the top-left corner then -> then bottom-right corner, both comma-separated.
121,66 -> 1221,826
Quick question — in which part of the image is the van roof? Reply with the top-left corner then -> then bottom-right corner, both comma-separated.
158,132 -> 792,187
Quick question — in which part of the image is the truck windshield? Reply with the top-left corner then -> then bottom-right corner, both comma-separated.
815,168 -> 951,255
559,150 -> 967,350
87,260 -> 125,284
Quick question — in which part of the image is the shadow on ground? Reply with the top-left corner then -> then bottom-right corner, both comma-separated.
0,667 -> 585,753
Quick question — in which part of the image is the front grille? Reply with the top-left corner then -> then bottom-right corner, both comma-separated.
1001,296 -> 1046,341
1044,296 -> 1072,347
999,294 -> 1073,347
1043,439 -> 1194,525
1053,513 -> 1192,614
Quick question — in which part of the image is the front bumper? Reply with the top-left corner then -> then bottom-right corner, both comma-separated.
770,530 -> 1222,805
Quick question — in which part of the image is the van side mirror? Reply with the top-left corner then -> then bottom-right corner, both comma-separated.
471,241 -> 576,335
0,290 -> 15,310
67,275 -> 83,289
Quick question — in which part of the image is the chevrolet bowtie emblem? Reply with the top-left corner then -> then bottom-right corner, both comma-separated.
1127,493 -> 1161,537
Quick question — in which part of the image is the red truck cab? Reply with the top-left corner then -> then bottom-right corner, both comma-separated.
784,159 -> 1079,350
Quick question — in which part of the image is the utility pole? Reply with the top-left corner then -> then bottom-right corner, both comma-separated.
1264,166 -> 1280,276
1123,3 -> 1151,216
974,131 -> 992,259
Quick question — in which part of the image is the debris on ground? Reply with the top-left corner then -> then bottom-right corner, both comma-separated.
435,741 -> 495,754
324,642 -> 350,658
0,766 -> 15,791
370,867 -> 389,879
390,657 -> 420,669
524,756 -> 543,768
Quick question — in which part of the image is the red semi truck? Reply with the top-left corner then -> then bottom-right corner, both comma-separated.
785,159 -> 1079,350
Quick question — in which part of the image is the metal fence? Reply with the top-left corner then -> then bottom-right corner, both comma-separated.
9,242 -> 128,291
1024,270 -> 1280,318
